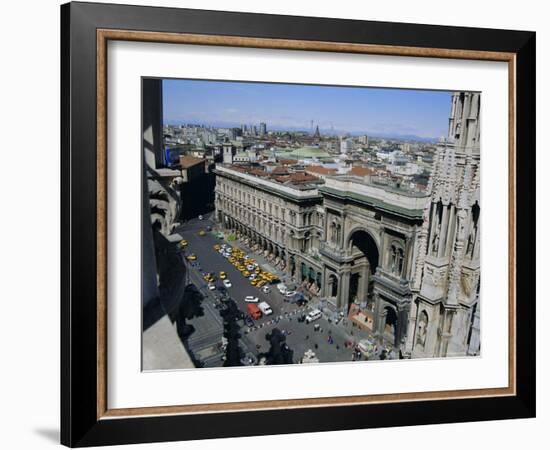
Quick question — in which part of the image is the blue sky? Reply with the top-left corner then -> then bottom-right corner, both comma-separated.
162,79 -> 452,139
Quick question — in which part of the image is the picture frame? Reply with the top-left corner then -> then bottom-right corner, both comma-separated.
61,1 -> 536,447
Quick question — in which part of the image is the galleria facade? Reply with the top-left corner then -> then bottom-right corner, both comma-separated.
214,92 -> 481,359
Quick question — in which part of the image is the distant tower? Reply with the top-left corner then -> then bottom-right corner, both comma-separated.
222,141 -> 235,164
407,92 -> 481,358
260,122 -> 267,136
313,125 -> 320,139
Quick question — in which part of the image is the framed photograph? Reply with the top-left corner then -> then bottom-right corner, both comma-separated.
61,1 -> 536,447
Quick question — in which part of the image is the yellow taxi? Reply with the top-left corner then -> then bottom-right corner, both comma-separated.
243,271 -> 250,277
186,254 -> 197,261
250,279 -> 258,286
198,230 -> 206,236
178,239 -> 188,248
256,280 -> 266,288
213,244 -> 221,251
219,271 -> 226,279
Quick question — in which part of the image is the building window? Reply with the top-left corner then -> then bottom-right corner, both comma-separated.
390,244 -> 405,276
416,310 -> 429,348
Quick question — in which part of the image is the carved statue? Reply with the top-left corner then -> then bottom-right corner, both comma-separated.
431,228 -> 440,254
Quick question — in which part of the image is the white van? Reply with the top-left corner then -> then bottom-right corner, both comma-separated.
305,309 -> 322,323
258,301 -> 273,316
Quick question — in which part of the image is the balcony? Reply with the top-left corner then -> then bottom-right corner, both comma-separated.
319,242 -> 351,263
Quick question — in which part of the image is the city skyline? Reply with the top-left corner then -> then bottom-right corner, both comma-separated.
162,79 -> 453,140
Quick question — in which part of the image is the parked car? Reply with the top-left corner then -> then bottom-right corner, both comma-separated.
258,301 -> 273,316
305,309 -> 322,323
277,283 -> 288,294
244,315 -> 255,327
284,290 -> 296,298
244,296 -> 259,303
223,279 -> 232,288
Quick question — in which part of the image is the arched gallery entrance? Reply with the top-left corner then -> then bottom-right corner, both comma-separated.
347,229 -> 379,311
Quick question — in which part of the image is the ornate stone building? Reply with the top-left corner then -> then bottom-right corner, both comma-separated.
407,92 -> 481,358
214,91 -> 481,359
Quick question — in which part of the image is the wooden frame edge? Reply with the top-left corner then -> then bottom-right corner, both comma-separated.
97,28 -> 108,419
95,28 -> 517,420
97,29 -> 515,62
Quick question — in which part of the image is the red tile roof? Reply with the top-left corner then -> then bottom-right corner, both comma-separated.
306,165 -> 337,175
278,158 -> 298,166
349,166 -> 374,177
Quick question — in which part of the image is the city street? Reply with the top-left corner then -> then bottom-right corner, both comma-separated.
175,213 -> 378,366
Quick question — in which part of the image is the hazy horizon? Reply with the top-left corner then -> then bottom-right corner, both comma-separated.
163,79 -> 453,140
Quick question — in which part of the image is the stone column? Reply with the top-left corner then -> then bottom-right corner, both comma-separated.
376,307 -> 388,344
403,300 -> 418,357
372,293 -> 383,340
338,270 -> 351,310
396,304 -> 411,349
438,204 -> 450,258
445,205 -> 456,257
356,263 -> 369,304
436,309 -> 455,357
428,203 -> 438,255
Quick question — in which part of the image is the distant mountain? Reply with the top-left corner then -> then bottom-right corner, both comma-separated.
164,120 -> 439,143
359,132 -> 439,143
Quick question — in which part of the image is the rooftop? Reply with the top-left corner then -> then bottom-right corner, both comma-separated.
348,166 -> 375,177
305,165 -> 338,176
179,155 -> 205,169
279,146 -> 332,160
321,176 -> 429,219
215,164 -> 322,201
